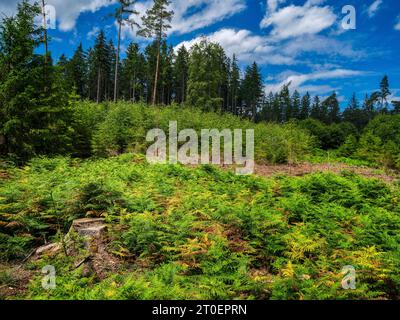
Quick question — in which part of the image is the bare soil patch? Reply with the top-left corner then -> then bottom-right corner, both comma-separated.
253,163 -> 398,183
0,264 -> 32,299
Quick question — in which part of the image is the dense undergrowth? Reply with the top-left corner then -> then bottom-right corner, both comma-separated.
73,102 -> 313,164
69,102 -> 400,171
1,155 -> 399,300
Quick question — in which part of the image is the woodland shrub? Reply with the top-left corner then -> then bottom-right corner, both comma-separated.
71,101 -> 109,158
90,102 -> 313,164
299,119 -> 357,150
356,115 -> 400,169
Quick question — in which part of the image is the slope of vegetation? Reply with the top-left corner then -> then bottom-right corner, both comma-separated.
1,155 -> 400,300
73,101 -> 313,164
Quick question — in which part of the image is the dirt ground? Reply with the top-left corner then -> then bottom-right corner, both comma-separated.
0,264 -> 32,299
253,162 -> 398,183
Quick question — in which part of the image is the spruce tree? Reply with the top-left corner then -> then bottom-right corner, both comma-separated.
260,92 -> 274,122
107,39 -> 116,100
229,54 -> 241,115
363,93 -> 378,120
160,42 -> 174,105
300,92 -> 311,120
0,1 -> 71,161
310,96 -> 321,120
68,43 -> 88,98
241,62 -> 263,122
320,97 -> 330,124
120,42 -> 146,102
326,92 -> 340,124
379,75 -> 391,112
91,31 -> 112,103
267,92 -> 275,121
57,54 -> 69,77
272,93 -> 282,122
342,93 -> 368,129
291,90 -> 301,120
86,48 -> 97,100
279,84 -> 291,121
138,0 -> 174,105
174,45 -> 189,104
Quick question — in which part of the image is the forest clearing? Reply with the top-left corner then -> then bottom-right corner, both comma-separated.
1,0 -> 400,303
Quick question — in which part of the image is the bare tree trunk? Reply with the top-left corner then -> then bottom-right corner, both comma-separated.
114,20 -> 122,103
41,0 -> 49,93
41,0 -> 49,64
152,41 -> 160,105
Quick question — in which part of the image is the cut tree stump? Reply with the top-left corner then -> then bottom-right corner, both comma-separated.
32,218 -> 107,258
31,218 -> 118,279
69,218 -> 108,238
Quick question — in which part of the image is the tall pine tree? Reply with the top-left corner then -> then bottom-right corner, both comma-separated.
0,1 -> 71,161
241,62 -> 263,122
229,54 -> 241,115
379,75 -> 391,113
120,42 -> 146,102
138,0 -> 174,105
68,43 -> 88,98
291,90 -> 301,120
187,39 -> 228,112
112,0 -> 139,102
91,31 -> 113,103
173,45 -> 189,104
300,92 -> 311,120
325,92 -> 340,124
310,96 -> 321,120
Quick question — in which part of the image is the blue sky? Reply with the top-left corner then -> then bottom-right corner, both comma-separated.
1,0 -> 400,107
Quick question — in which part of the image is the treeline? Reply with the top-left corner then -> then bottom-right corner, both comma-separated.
59,34 -> 264,118
61,31 -> 397,126
261,76 -> 395,127
57,22 -> 399,130
1,1 -> 400,164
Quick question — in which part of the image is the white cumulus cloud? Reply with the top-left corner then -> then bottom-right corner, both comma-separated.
0,0 -> 116,32
264,68 -> 365,94
121,0 -> 246,39
176,28 -> 296,65
1,0 -> 245,35
171,0 -> 246,35
176,28 -> 363,67
260,0 -> 336,40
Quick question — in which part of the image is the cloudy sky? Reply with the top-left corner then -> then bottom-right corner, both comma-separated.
1,0 -> 400,106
